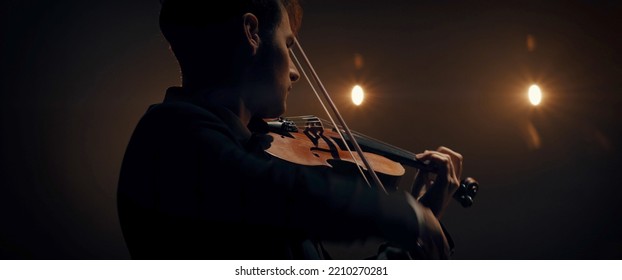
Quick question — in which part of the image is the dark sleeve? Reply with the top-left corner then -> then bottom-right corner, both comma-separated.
373,222 -> 455,259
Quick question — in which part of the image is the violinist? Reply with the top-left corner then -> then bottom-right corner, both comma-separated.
117,0 -> 464,260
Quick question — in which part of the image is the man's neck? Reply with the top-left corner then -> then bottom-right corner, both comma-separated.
183,84 -> 252,127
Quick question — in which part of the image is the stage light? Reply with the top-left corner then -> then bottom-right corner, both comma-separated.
528,84 -> 542,106
351,85 -> 364,106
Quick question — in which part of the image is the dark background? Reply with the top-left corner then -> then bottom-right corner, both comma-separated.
1,0 -> 620,259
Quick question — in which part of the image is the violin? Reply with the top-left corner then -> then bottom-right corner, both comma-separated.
272,37 -> 479,259
265,115 -> 479,208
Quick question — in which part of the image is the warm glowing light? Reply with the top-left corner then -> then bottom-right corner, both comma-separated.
351,85 -> 364,106
528,84 -> 542,106
526,34 -> 537,52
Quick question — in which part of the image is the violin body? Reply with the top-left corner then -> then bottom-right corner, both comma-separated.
265,116 -> 478,206
266,127 -> 405,176
265,116 -> 410,190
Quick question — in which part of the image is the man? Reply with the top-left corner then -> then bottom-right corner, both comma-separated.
117,0 -> 463,259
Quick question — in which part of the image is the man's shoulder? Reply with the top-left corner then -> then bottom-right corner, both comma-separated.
136,100 -> 229,131
145,100 -> 219,120
133,87 -> 251,144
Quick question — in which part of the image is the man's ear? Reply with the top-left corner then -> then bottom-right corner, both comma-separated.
242,13 -> 260,55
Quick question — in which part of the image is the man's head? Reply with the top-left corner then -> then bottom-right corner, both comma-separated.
159,1 -> 302,112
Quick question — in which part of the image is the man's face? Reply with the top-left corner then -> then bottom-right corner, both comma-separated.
246,7 -> 300,118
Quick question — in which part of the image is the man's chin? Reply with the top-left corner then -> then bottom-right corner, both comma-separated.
279,104 -> 286,116
275,100 -> 287,117
261,105 -> 286,119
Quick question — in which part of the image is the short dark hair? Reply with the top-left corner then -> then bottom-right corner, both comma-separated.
159,0 -> 302,88
160,0 -> 302,35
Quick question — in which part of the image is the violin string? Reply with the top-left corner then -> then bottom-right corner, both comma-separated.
296,116 -> 407,156
285,117 -> 421,166
316,118 -> 418,160
289,44 -> 373,189
292,38 -> 389,193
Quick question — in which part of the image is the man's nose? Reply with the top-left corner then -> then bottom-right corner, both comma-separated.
289,64 -> 300,83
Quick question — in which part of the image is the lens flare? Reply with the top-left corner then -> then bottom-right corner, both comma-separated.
528,84 -> 542,106
351,85 -> 364,106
